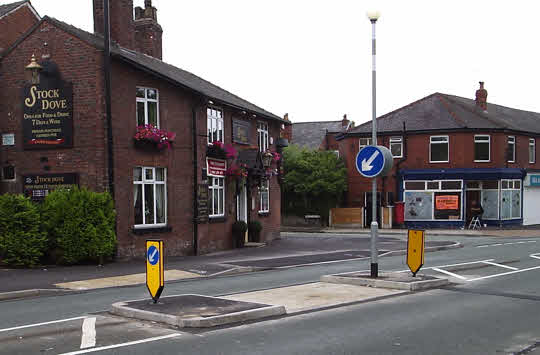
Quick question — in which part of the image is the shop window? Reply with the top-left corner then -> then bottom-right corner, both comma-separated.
430,136 -> 449,163
404,191 -> 433,220
529,138 -> 535,164
500,179 -> 521,219
441,180 -> 462,190
404,181 -> 425,190
404,179 -> 463,221
1,165 -> 15,181
259,179 -> 269,213
389,136 -> 403,158
207,107 -> 224,144
427,181 -> 439,190
136,87 -> 159,127
507,136 -> 515,162
466,181 -> 480,189
434,192 -> 461,220
257,122 -> 269,152
359,138 -> 372,151
134,167 -> 166,227
474,135 -> 490,162
209,177 -> 225,217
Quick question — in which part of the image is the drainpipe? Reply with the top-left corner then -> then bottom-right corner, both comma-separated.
394,122 -> 407,201
192,105 -> 198,256
103,0 -> 115,198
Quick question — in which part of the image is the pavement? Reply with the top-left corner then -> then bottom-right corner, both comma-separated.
1,226 -> 539,300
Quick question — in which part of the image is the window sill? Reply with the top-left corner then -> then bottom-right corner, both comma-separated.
132,226 -> 172,235
474,160 -> 491,163
258,211 -> 270,217
429,161 -> 449,164
209,216 -> 227,223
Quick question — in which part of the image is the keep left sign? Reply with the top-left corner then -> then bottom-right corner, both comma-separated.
146,240 -> 164,303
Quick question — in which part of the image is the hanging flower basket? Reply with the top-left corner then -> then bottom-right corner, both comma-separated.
207,141 -> 238,160
133,124 -> 176,151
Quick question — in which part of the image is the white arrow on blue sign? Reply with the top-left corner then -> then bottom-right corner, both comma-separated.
355,145 -> 393,178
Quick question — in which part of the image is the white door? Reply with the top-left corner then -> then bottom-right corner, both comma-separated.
523,186 -> 540,225
237,183 -> 247,223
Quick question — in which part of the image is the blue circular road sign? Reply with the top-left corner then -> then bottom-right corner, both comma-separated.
147,245 -> 159,265
355,145 -> 393,178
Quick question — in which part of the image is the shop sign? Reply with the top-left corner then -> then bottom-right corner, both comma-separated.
23,173 -> 78,201
530,175 -> 540,186
435,195 -> 459,210
233,119 -> 251,145
207,158 -> 226,177
22,77 -> 73,149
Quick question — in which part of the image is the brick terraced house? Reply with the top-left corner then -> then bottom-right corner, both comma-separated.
337,83 -> 540,228
0,0 -> 289,257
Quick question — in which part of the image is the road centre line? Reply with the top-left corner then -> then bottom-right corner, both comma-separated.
481,261 -> 519,271
80,317 -> 96,349
431,267 -> 468,280
0,316 -> 87,333
467,265 -> 540,282
59,333 -> 181,355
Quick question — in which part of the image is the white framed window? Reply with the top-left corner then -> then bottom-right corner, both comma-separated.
133,167 -> 167,227
430,136 -> 449,163
501,179 -> 521,219
207,107 -> 224,144
507,136 -> 515,162
259,179 -> 269,213
257,122 -> 269,152
359,138 -> 372,151
389,136 -> 403,158
474,135 -> 490,162
529,138 -> 535,164
209,177 -> 225,217
1,165 -> 15,182
136,87 -> 159,127
403,179 -> 463,221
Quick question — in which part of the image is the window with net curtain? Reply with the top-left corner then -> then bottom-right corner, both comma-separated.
259,179 -> 269,213
207,108 -> 223,144
208,177 -> 225,217
136,88 -> 159,127
134,167 -> 166,227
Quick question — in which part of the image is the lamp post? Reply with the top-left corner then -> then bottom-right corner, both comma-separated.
367,11 -> 380,278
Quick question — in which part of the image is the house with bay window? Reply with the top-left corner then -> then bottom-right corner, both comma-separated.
337,82 -> 540,228
0,0 -> 289,257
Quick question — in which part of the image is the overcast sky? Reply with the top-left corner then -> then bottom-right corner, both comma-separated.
20,0 -> 540,125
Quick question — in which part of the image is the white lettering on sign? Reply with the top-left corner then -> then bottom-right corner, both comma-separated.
207,158 -> 227,177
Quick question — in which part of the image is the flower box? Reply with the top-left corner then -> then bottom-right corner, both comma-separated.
133,124 -> 175,151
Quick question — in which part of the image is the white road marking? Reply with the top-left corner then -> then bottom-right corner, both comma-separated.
80,317 -> 96,349
467,265 -> 540,282
424,259 -> 494,269
59,333 -> 181,355
530,253 -> 540,260
481,261 -> 519,271
476,241 -> 536,248
431,267 -> 468,280
0,316 -> 87,333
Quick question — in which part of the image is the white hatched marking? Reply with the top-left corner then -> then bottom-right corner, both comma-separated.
59,333 -> 181,355
0,316 -> 87,333
431,267 -> 468,280
467,265 -> 540,282
80,317 -> 96,349
481,261 -> 519,271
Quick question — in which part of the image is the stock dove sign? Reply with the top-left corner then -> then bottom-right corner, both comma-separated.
355,145 -> 393,178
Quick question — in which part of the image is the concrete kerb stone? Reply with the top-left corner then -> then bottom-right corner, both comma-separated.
321,273 -> 449,291
111,294 -> 286,328
0,288 -> 73,301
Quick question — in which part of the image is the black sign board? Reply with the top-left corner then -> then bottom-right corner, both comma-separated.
196,184 -> 209,223
23,173 -> 78,201
22,76 -> 73,149
233,119 -> 251,145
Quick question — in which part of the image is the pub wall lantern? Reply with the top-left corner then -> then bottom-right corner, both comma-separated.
262,150 -> 273,168
25,54 -> 42,84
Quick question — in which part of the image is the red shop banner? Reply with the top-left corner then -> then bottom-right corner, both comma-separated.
207,158 -> 227,177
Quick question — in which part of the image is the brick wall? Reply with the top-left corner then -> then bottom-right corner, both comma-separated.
0,4 -> 39,52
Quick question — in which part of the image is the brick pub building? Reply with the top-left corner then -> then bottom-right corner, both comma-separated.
337,83 -> 540,228
0,0 -> 289,257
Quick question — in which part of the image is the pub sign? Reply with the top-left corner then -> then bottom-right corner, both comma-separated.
23,173 -> 78,201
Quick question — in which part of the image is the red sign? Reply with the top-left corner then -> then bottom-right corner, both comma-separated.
207,158 -> 226,177
436,195 -> 459,210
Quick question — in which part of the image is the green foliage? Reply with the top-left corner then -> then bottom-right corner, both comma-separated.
0,194 -> 47,267
248,221 -> 262,242
232,221 -> 247,248
41,187 -> 116,265
282,144 -> 348,223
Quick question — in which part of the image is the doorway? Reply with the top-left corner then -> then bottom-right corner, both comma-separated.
236,182 -> 248,243
466,190 -> 481,224
364,191 -> 382,227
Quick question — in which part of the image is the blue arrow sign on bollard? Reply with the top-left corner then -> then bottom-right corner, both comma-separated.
355,145 -> 393,178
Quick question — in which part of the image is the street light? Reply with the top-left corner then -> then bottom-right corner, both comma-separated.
367,11 -> 379,278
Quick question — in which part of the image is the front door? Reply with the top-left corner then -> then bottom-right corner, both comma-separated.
466,190 -> 481,223
236,182 -> 248,242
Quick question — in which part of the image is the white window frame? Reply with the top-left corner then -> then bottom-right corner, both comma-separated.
403,179 -> 463,221
209,176 -> 225,217
474,135 -> 491,162
257,122 -> 269,152
389,136 -> 403,158
507,136 -> 515,163
359,138 -> 372,151
1,165 -> 16,182
479,180 -> 500,220
133,167 -> 167,228
207,107 -> 224,144
259,178 -> 270,213
136,87 -> 159,127
429,136 -> 449,163
500,179 -> 521,220
529,138 -> 536,164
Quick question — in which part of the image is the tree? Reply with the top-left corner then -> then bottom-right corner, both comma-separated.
282,144 -> 347,224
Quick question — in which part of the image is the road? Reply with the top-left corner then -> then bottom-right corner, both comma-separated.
1,233 -> 540,354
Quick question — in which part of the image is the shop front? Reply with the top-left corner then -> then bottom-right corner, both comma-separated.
399,168 -> 525,228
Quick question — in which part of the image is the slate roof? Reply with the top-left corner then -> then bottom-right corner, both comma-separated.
344,93 -> 540,137
1,15 -> 285,123
0,1 -> 26,18
291,121 -> 344,150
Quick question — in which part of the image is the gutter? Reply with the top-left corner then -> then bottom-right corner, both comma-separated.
394,122 -> 407,201
192,105 -> 199,255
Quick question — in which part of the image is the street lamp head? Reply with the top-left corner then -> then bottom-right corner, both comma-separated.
367,11 -> 380,22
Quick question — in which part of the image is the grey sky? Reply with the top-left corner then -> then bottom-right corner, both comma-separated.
17,0 -> 540,125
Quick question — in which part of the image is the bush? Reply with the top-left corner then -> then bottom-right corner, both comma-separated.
41,187 -> 116,265
248,221 -> 262,242
232,221 -> 247,248
0,194 -> 47,267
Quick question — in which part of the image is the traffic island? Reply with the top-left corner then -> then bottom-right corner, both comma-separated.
111,294 -> 285,328
321,272 -> 449,291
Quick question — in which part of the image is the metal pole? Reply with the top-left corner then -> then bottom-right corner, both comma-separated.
370,16 -> 379,278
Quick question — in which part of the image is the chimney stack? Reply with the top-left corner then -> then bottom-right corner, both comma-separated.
134,0 -> 163,59
341,114 -> 350,129
475,81 -> 488,111
93,0 -> 135,50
